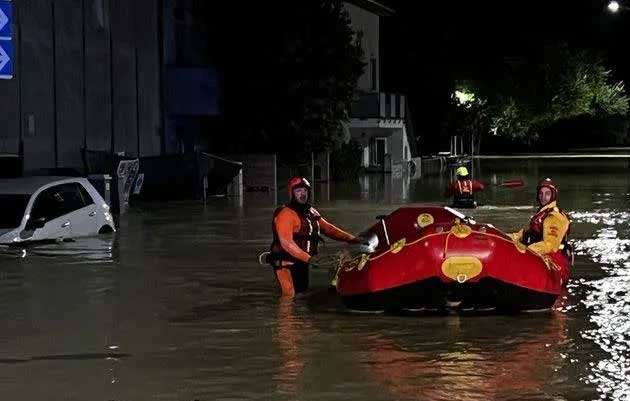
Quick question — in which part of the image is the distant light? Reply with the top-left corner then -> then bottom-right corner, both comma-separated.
608,1 -> 620,13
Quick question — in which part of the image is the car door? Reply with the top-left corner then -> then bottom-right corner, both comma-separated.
26,187 -> 71,242
56,183 -> 98,238
77,182 -> 99,235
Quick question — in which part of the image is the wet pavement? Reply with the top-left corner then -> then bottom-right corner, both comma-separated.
0,157 -> 629,401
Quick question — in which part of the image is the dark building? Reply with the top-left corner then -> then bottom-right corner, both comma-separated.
0,0 -> 219,174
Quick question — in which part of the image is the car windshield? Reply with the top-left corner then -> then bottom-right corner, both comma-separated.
0,194 -> 31,229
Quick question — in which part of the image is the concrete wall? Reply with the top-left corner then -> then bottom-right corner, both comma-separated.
21,0 -> 56,170
343,2 -> 379,93
135,0 -> 161,157
0,0 -> 162,172
388,126 -> 411,164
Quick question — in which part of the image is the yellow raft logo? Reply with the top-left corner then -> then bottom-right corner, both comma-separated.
450,223 -> 472,238
441,256 -> 483,283
417,213 -> 434,228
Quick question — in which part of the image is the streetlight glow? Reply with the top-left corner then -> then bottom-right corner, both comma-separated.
454,90 -> 475,106
608,1 -> 620,13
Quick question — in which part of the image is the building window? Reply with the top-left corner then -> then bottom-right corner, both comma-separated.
370,138 -> 386,166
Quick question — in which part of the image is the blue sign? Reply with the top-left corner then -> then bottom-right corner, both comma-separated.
0,1 -> 11,39
0,0 -> 11,79
0,39 -> 11,79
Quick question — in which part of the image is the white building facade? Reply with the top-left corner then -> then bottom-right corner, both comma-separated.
344,1 -> 411,173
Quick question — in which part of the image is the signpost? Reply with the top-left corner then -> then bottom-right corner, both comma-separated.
0,0 -> 12,80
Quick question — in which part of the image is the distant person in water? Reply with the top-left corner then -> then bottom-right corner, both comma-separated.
509,178 -> 572,277
444,166 -> 485,209
267,177 -> 359,297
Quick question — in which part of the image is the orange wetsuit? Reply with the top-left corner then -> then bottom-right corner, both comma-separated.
269,204 -> 355,296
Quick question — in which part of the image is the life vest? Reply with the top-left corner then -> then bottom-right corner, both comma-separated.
523,205 -> 572,257
452,180 -> 475,208
268,204 -> 322,266
455,179 -> 474,196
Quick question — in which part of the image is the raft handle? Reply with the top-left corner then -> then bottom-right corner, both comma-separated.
258,251 -> 271,266
376,215 -> 391,246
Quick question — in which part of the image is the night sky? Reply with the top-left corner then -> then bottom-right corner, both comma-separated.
382,0 -> 630,87
377,0 -> 630,150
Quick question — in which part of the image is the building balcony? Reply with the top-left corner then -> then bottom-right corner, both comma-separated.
350,92 -> 405,120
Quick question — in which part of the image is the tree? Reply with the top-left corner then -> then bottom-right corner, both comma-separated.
209,1 -> 365,160
486,47 -> 629,145
444,83 -> 489,154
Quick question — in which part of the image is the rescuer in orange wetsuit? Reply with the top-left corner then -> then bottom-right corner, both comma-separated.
444,166 -> 485,208
509,178 -> 572,282
268,177 -> 358,297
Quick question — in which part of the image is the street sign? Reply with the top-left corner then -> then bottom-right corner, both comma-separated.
0,0 -> 12,80
0,1 -> 11,39
0,39 -> 11,79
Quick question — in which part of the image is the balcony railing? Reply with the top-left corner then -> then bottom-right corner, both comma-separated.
350,92 -> 406,119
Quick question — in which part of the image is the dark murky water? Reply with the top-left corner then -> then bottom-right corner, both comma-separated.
0,157 -> 629,401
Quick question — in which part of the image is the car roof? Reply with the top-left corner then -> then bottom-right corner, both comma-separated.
0,176 -> 87,195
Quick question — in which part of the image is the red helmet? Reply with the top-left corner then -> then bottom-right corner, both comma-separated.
287,177 -> 311,198
537,177 -> 558,204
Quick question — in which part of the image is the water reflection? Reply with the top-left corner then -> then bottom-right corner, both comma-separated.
0,234 -> 116,264
275,298 -> 307,397
359,314 -> 569,401
572,208 -> 630,401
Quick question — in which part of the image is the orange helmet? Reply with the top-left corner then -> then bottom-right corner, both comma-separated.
537,177 -> 558,204
287,177 -> 311,198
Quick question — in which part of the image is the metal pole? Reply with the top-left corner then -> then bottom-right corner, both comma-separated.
52,1 -> 58,167
134,0 -> 140,157
82,0 -> 87,153
157,0 -> 165,155
109,0 -> 115,154
470,131 -> 474,179
16,1 -> 22,149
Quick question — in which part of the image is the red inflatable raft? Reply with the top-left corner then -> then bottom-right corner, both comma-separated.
335,206 -> 570,313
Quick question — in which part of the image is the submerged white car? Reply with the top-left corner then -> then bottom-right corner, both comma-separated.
0,176 -> 115,244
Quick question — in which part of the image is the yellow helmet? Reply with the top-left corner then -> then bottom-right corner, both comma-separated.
456,166 -> 469,177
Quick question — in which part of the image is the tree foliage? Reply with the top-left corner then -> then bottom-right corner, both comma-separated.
486,48 -> 629,144
210,1 -> 365,160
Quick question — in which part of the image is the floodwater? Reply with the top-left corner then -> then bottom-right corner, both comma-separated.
1,157 -> 629,401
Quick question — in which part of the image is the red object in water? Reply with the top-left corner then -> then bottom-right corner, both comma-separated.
336,206 -> 570,313
500,179 -> 525,187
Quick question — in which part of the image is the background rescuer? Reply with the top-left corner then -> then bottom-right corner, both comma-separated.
267,177 -> 358,297
444,166 -> 485,208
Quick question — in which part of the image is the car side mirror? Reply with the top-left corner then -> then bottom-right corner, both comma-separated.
25,217 -> 46,230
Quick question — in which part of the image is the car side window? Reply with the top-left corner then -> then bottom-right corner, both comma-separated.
77,184 -> 95,206
30,188 -> 65,221
30,183 -> 91,222
56,183 -> 90,214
